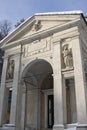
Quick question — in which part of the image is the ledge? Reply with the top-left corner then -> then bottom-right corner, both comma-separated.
62,67 -> 74,72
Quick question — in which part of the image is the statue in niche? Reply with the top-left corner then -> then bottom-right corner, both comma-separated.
62,44 -> 73,68
6,59 -> 14,79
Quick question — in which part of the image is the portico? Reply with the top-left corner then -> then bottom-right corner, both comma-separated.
0,11 -> 87,130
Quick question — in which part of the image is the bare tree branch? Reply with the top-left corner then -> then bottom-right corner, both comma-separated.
0,20 -> 12,39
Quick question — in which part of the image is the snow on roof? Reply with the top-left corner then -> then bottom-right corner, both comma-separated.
35,10 -> 83,16
0,10 -> 84,46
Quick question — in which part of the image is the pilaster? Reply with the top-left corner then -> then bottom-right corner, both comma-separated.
0,56 -> 8,125
53,41 -> 64,130
10,53 -> 21,129
72,36 -> 87,124
21,82 -> 26,130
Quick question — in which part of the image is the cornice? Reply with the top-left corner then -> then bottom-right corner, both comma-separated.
1,18 -> 81,50
0,12 -> 84,48
0,16 -> 35,47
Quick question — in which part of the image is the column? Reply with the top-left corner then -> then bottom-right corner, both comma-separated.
72,36 -> 87,124
10,54 -> 21,128
21,82 -> 26,130
53,41 -> 64,130
0,56 -> 8,125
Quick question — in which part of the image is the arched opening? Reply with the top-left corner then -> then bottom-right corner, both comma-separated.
22,59 -> 54,130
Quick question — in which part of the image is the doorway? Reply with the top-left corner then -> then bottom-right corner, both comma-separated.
22,59 -> 54,130
6,89 -> 12,123
48,95 -> 54,128
40,74 -> 54,129
40,91 -> 54,130
66,81 -> 71,124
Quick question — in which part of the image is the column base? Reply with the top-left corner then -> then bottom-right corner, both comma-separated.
77,125 -> 87,130
0,124 -> 15,130
53,124 -> 87,130
66,123 -> 87,130
53,124 -> 64,130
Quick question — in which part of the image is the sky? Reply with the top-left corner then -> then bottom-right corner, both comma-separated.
0,0 -> 87,28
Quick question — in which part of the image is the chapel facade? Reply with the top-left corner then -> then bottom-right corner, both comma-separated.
0,11 -> 87,130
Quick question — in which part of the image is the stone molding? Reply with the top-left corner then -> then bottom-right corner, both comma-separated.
1,19 -> 81,50
22,38 -> 52,58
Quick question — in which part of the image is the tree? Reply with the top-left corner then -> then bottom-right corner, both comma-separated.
0,20 -> 11,80
0,33 -> 3,41
15,18 -> 25,28
0,20 -> 12,40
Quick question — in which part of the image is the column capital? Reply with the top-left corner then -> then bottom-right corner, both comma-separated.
71,34 -> 80,41
52,39 -> 61,45
2,55 -> 9,60
13,52 -> 21,57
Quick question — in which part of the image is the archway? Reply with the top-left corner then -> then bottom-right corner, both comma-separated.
21,59 -> 54,130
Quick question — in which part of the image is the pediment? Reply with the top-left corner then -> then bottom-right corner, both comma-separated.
21,20 -> 67,38
0,12 -> 82,49
7,18 -> 70,43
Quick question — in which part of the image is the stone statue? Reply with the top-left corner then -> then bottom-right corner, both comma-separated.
62,44 -> 73,68
32,20 -> 42,31
35,20 -> 41,31
6,59 -> 14,79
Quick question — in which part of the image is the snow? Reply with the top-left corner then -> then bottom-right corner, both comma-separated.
35,10 -> 83,16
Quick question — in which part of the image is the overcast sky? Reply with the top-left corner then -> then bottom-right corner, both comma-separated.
0,0 -> 87,27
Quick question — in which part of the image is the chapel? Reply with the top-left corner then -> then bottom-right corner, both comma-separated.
0,11 -> 87,130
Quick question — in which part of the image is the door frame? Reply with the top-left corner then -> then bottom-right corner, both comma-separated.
42,89 -> 53,128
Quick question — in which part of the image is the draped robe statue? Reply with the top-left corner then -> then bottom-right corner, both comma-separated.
63,45 -> 73,68
6,60 -> 14,79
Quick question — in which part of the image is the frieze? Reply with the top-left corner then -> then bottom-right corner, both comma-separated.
22,38 -> 52,57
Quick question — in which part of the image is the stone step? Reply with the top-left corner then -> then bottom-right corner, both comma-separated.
0,124 -> 15,130
64,127 -> 76,130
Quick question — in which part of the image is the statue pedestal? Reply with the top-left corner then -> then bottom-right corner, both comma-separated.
62,67 -> 74,72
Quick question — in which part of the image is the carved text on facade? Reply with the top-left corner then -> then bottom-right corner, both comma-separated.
22,39 -> 51,57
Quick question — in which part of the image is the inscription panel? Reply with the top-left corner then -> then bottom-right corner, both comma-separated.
22,38 -> 52,57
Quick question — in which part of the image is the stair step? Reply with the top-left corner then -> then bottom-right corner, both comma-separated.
64,127 -> 76,130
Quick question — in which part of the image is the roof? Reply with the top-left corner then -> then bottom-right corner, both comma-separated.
0,10 -> 84,48
35,10 -> 83,16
